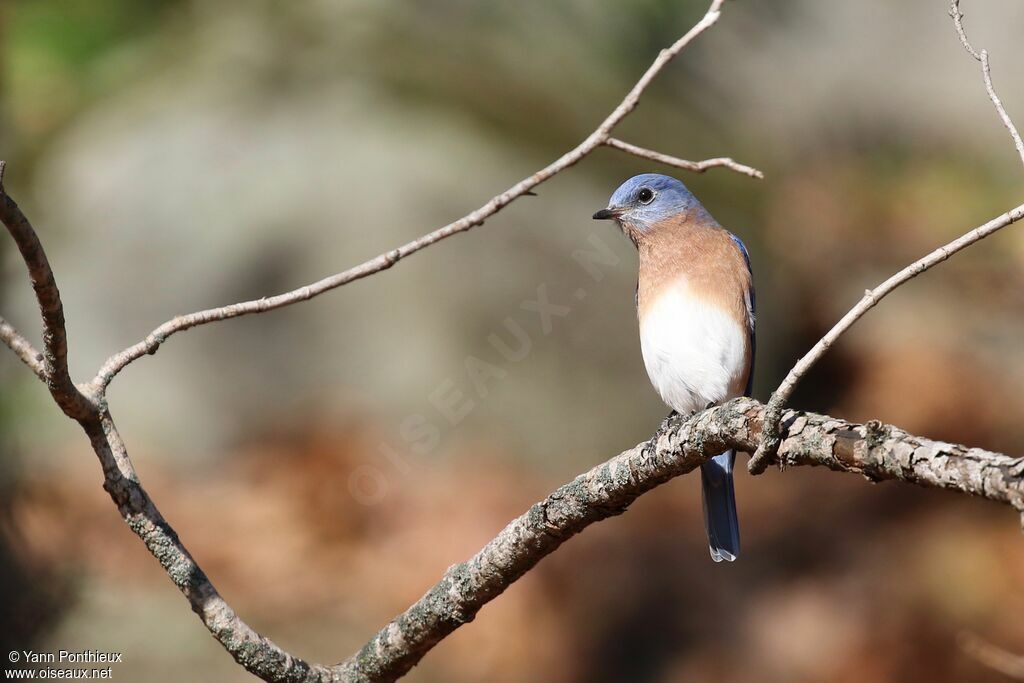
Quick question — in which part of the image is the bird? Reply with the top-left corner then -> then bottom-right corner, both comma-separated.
593,173 -> 755,562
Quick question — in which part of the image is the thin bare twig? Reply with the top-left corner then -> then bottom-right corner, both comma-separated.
748,3 -> 1024,473
950,0 -> 1024,169
603,137 -> 765,178
90,0 -> 757,390
749,202 -> 1024,473
0,162 -> 95,418
0,315 -> 45,379
959,632 -> 1024,680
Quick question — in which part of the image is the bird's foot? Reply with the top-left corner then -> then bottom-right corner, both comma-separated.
655,410 -> 682,440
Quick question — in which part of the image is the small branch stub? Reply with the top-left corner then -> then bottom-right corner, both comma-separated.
603,138 -> 765,178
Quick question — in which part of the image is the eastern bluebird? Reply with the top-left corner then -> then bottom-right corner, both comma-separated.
594,173 -> 755,562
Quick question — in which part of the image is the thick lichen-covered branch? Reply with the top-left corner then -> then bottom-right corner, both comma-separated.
336,398 -> 1024,682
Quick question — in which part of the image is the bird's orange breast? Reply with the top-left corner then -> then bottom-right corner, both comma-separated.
636,212 -> 752,332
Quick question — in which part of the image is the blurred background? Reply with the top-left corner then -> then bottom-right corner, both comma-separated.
3,0 -> 1024,680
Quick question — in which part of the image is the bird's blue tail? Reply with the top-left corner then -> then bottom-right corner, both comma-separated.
700,450 -> 740,562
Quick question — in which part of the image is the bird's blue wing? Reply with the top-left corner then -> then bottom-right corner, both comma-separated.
700,231 -> 756,562
730,232 -> 756,398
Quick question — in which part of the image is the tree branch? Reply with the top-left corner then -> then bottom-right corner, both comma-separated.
336,398 -> 1024,682
603,137 -> 764,178
748,2 -> 1024,474
80,410 -> 336,682
27,340 -> 1024,683
79,395 -> 1021,683
0,315 -> 45,379
950,0 -> 1024,170
0,162 -> 95,418
90,0 -> 759,391
748,202 -> 1024,473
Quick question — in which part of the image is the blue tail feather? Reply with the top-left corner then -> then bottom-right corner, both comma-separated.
700,450 -> 740,562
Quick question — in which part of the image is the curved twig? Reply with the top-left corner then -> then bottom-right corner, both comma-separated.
748,2 -> 1024,474
90,0 -> 762,391
604,137 -> 764,178
749,202 -> 1024,473
0,163 -> 95,418
950,0 -> 1024,169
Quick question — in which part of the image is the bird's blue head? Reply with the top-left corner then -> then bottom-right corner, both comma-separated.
593,173 -> 704,242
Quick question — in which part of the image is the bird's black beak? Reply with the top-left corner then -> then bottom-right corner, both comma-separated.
592,207 -> 620,220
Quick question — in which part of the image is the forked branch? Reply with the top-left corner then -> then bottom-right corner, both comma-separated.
748,201 -> 1024,473
950,0 -> 1024,168
748,1 -> 1024,473
92,0 -> 761,391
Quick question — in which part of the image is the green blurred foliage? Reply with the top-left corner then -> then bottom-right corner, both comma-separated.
5,0 -> 175,144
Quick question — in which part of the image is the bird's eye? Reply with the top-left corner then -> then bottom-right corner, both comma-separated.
637,188 -> 655,204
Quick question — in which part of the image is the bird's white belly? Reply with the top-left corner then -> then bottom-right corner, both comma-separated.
639,283 -> 748,414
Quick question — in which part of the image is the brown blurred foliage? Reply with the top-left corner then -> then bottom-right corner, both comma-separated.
6,417 -> 1024,682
